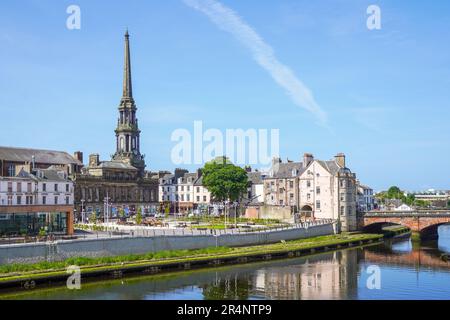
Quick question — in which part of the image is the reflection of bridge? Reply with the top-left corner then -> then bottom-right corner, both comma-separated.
364,249 -> 450,271
358,210 -> 450,239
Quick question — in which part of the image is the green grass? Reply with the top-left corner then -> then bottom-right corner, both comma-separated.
0,233 -> 382,282
0,247 -> 231,275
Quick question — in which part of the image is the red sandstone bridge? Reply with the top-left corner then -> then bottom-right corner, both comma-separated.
357,210 -> 450,239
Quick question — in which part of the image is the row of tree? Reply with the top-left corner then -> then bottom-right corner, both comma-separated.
376,186 -> 431,208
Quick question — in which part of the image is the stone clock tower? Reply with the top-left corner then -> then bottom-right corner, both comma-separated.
112,30 -> 146,176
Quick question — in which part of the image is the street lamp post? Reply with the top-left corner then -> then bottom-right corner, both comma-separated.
104,192 -> 111,225
81,199 -> 85,224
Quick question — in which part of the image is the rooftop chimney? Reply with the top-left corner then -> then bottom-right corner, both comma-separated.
335,153 -> 346,168
272,157 -> 282,166
74,151 -> 83,164
303,153 -> 314,168
89,154 -> 100,167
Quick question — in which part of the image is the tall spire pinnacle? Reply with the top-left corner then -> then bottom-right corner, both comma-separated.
122,29 -> 133,99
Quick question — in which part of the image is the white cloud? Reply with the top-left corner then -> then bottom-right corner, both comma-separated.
183,0 -> 328,126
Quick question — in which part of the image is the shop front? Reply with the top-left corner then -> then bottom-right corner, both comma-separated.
0,205 -> 74,237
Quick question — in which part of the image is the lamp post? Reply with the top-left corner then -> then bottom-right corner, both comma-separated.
104,192 -> 111,225
81,199 -> 85,224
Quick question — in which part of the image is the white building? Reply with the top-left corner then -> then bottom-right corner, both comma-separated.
159,169 -> 211,214
0,168 -> 74,206
357,182 -> 375,212
0,167 -> 75,236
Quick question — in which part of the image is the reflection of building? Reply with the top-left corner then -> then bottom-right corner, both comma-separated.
73,32 -> 159,218
252,250 -> 358,300
0,167 -> 74,236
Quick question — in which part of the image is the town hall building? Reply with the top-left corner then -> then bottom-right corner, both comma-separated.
72,31 -> 159,219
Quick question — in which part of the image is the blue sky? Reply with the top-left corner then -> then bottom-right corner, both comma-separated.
0,0 -> 449,191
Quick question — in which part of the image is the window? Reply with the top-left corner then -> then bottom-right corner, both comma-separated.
340,180 -> 345,188
307,193 -> 311,200
340,193 -> 344,201
181,195 -> 184,201
187,186 -> 190,191
316,200 -> 321,209
186,194 -> 190,202
280,200 -> 284,205
27,183 -> 32,193
340,206 -> 344,215
290,193 -> 294,199
26,196 -> 33,205
7,182 -> 12,193
289,181 -> 294,188
54,184 -> 58,192
43,183 -> 47,192
42,196 -> 46,205
203,196 -> 207,202
7,196 -> 12,205
55,196 -> 58,205
307,181 -> 311,188
316,187 -> 321,195
17,182 -> 22,193
66,196 -> 70,205
197,196 -> 200,202
17,196 -> 22,205
7,164 -> 15,177
66,184 -> 69,192
197,187 -> 200,193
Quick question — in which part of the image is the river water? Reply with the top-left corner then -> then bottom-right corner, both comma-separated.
3,225 -> 450,300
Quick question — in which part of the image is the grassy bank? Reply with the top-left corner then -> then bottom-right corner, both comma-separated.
0,233 -> 382,284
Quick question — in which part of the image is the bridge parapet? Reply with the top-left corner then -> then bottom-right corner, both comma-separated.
359,210 -> 450,218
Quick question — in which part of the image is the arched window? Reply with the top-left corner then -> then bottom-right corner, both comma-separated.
120,137 -> 125,151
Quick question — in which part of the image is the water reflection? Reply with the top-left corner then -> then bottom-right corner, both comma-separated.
3,226 -> 450,300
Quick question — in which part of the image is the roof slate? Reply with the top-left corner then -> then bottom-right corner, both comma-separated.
0,146 -> 82,166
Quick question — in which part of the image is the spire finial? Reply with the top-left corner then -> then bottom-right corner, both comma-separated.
122,30 -> 132,99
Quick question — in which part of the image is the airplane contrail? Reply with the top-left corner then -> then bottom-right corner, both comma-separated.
183,0 -> 328,126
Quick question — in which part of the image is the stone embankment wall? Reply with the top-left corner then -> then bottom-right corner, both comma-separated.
0,223 -> 336,264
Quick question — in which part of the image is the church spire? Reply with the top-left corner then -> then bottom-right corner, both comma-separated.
122,29 -> 133,99
114,31 -> 145,176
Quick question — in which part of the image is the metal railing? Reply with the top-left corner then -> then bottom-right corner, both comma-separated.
0,219 -> 336,246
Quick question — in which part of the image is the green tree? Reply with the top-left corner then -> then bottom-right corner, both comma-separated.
387,186 -> 403,199
136,207 -> 143,225
119,208 -> 125,219
202,157 -> 249,225
405,194 -> 415,206
447,200 -> 450,208
202,157 -> 249,203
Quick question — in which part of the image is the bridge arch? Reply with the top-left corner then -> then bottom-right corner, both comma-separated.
419,222 -> 450,240
362,221 -> 407,234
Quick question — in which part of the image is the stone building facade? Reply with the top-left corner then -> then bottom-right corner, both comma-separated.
73,32 -> 159,219
263,153 -> 358,231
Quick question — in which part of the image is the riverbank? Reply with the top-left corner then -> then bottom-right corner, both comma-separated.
0,233 -> 382,293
